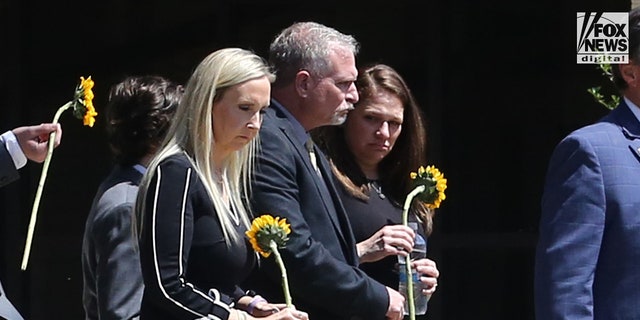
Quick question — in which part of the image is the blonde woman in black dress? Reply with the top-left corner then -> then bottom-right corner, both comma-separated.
135,48 -> 308,320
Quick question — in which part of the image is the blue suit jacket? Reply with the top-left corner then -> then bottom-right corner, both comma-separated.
535,101 -> 640,319
0,140 -> 25,320
244,104 -> 389,320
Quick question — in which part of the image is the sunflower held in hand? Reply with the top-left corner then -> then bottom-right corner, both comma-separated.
246,214 -> 292,307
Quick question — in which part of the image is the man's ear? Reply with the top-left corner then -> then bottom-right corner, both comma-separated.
295,70 -> 312,98
620,63 -> 639,87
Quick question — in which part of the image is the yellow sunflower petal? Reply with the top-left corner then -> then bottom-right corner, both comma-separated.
80,76 -> 94,91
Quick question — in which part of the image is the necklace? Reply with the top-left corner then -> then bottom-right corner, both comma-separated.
368,180 -> 386,199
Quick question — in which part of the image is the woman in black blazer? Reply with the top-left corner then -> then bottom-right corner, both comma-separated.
135,48 -> 307,320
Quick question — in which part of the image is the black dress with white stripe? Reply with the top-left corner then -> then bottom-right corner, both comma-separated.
138,153 -> 255,320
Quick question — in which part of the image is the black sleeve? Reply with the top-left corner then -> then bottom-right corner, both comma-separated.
139,156 -> 233,319
0,140 -> 20,188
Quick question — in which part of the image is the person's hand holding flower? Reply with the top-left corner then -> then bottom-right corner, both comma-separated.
12,123 -> 62,163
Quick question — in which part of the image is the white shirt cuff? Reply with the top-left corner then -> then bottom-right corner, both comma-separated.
1,130 -> 28,169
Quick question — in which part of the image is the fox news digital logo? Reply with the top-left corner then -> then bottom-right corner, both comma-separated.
577,12 -> 628,64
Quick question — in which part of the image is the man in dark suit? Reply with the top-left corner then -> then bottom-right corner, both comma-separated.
0,122 -> 61,320
81,76 -> 181,320
535,8 -> 640,319
245,21 -> 405,320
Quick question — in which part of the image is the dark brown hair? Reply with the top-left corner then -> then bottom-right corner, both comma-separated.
106,75 -> 183,166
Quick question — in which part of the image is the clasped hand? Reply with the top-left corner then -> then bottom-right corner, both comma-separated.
357,224 -> 415,263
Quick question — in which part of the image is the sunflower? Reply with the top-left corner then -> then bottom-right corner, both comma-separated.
246,214 -> 291,258
246,214 -> 292,307
72,76 -> 98,127
22,75 -> 97,270
401,164 -> 447,320
410,165 -> 448,209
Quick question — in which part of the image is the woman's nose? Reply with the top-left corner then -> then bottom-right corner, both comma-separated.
247,112 -> 262,130
376,122 -> 390,138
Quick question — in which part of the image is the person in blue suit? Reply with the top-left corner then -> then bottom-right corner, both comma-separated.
0,122 -> 61,320
534,7 -> 640,319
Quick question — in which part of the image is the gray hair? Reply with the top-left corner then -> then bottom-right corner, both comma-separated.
269,21 -> 359,87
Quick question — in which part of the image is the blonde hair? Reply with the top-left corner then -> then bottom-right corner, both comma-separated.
135,48 -> 275,245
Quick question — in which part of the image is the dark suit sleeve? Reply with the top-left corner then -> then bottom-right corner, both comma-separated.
251,125 -> 389,319
0,140 -> 20,188
93,203 -> 143,320
534,134 -> 604,319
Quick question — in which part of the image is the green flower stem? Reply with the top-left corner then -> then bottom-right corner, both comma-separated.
21,101 -> 73,271
402,185 -> 426,226
269,240 -> 292,308
402,185 -> 426,320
